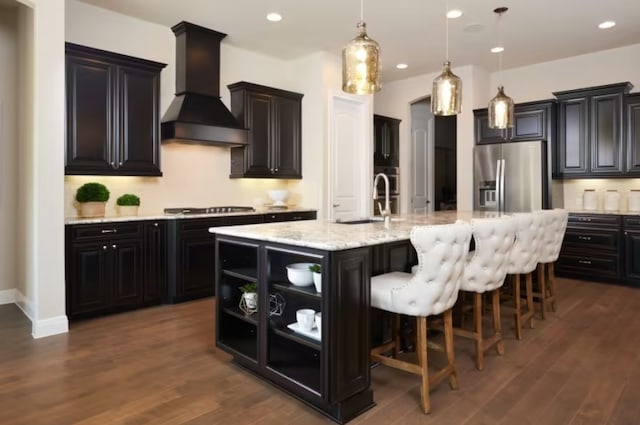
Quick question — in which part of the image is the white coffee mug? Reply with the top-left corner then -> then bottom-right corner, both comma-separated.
296,309 -> 315,331
315,312 -> 322,335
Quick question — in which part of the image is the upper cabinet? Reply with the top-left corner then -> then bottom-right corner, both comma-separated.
228,82 -> 303,179
374,114 -> 401,167
553,82 -> 632,178
474,100 -> 557,145
626,93 -> 640,175
65,43 -> 166,176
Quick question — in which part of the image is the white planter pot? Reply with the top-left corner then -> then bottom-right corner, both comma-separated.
243,292 -> 257,309
118,205 -> 139,216
313,272 -> 322,293
79,201 -> 106,217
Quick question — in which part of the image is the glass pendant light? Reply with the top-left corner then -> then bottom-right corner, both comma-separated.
342,0 -> 381,94
488,7 -> 514,129
432,1 -> 462,115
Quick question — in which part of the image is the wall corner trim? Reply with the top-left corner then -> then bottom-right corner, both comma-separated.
32,315 -> 69,339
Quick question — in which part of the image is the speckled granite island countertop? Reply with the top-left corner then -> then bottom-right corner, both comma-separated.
65,207 -> 316,225
210,210 -> 506,251
568,209 -> 640,216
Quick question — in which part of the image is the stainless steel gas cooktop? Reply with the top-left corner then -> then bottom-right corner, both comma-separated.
163,206 -> 255,215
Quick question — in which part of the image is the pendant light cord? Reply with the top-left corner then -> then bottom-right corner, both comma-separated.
445,0 -> 449,60
360,0 -> 364,24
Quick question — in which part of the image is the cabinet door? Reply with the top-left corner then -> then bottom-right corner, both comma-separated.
244,92 -> 274,176
110,239 -> 144,308
179,234 -> 216,298
144,221 -> 166,305
624,230 -> 640,284
374,115 -> 401,166
68,242 -> 110,318
65,54 -> 115,174
117,65 -> 162,176
474,110 -> 505,144
590,92 -> 624,175
626,95 -> 640,174
557,97 -> 589,176
273,95 -> 302,178
512,109 -> 546,141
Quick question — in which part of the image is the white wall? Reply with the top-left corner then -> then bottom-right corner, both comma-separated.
0,6 -> 18,298
64,0 -> 333,216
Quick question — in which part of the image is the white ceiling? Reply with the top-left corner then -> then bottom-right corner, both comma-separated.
75,0 -> 640,83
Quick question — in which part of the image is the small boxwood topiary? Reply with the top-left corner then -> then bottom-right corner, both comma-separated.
75,182 -> 110,203
116,193 -> 141,206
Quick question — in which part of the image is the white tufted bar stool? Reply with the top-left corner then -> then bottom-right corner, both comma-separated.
370,222 -> 472,414
534,209 -> 568,319
505,211 -> 543,340
454,216 -> 516,371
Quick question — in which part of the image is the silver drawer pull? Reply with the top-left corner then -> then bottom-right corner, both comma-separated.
101,229 -> 117,234
578,260 -> 592,265
578,236 -> 591,241
579,218 -> 592,222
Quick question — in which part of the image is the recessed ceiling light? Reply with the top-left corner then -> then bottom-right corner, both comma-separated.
598,20 -> 616,29
446,9 -> 463,19
396,63 -> 408,70
266,12 -> 282,22
490,46 -> 504,53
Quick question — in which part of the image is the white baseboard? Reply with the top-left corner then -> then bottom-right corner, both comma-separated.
14,289 -> 34,320
0,288 -> 16,305
32,315 -> 69,339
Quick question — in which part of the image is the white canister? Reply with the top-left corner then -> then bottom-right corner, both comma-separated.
582,189 -> 597,211
604,190 -> 620,212
629,190 -> 640,212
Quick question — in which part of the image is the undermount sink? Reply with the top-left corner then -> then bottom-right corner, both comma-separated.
335,217 -> 404,225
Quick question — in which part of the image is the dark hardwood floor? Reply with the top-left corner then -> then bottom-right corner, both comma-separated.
1,277 -> 639,425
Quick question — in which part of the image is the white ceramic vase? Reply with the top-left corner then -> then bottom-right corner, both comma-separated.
243,292 -> 257,310
313,272 -> 322,293
79,201 -> 106,217
118,205 -> 139,216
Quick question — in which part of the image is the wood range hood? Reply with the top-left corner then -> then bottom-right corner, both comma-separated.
161,21 -> 248,146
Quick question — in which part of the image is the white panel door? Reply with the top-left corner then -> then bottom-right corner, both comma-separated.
329,95 -> 371,221
410,100 -> 434,213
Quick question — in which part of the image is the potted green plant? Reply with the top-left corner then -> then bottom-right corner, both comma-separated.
116,193 -> 141,216
309,264 -> 322,293
75,182 -> 110,217
239,282 -> 258,313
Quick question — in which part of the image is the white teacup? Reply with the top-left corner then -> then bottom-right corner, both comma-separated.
296,308 -> 316,331
315,312 -> 322,335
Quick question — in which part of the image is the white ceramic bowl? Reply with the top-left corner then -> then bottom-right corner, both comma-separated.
286,263 -> 314,286
268,189 -> 289,207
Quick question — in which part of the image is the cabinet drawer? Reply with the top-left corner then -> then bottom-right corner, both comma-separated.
568,214 -> 621,227
623,216 -> 640,229
557,253 -> 620,277
225,215 -> 264,225
179,218 -> 227,233
562,228 -> 620,251
264,211 -> 317,222
70,222 -> 143,240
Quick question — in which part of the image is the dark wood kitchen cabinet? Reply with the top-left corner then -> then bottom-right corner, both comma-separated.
65,43 -> 166,176
623,216 -> 640,286
625,93 -> 640,175
65,222 -> 155,320
143,220 -> 167,306
228,82 -> 303,179
474,100 -> 557,145
553,82 -> 632,178
374,114 -> 400,167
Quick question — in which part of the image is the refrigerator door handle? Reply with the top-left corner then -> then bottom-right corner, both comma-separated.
499,159 -> 506,212
495,159 -> 503,213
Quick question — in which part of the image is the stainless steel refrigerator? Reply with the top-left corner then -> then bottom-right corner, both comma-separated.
473,140 -> 550,213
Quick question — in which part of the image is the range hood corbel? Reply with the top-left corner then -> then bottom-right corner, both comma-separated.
161,21 -> 248,146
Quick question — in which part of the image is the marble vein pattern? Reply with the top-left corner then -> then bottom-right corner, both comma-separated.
210,211 -> 510,251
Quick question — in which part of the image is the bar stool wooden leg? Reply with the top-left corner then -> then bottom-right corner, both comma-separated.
513,274 -> 523,340
443,309 -> 458,390
525,273 -> 536,329
537,263 -> 547,320
473,293 -> 484,371
491,289 -> 504,356
393,314 -> 401,357
416,316 -> 430,414
548,263 -> 558,312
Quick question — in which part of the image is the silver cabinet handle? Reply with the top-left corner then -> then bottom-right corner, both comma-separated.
578,260 -> 592,265
154,222 -> 159,227
112,244 -> 117,249
102,245 -> 108,250
578,236 -> 591,241
101,229 -> 117,234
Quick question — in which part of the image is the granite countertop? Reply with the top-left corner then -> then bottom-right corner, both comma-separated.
568,209 -> 640,216
210,211 -> 508,251
65,207 -> 316,225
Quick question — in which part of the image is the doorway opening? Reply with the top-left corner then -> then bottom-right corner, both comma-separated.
409,98 -> 457,212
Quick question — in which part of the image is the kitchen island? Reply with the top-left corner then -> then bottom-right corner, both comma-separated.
210,211 -> 499,423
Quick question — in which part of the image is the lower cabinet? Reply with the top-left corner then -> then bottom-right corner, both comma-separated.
65,221 -> 163,320
215,235 -> 374,423
555,213 -> 640,286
